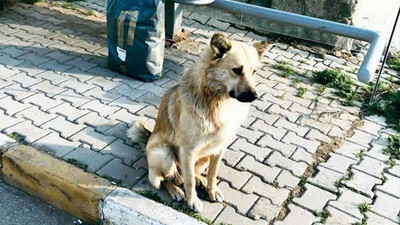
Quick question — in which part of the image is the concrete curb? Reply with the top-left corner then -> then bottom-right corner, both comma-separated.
0,134 -> 204,225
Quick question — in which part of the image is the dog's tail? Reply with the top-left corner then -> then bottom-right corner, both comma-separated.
126,120 -> 152,150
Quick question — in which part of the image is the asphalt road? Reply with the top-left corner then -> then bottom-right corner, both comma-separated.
0,179 -> 85,225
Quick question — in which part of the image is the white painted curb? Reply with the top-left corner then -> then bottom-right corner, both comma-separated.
101,187 -> 206,225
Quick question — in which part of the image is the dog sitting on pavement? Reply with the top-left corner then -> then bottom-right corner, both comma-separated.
127,33 -> 270,212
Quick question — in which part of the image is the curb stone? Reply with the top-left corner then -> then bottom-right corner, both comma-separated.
0,133 -> 204,225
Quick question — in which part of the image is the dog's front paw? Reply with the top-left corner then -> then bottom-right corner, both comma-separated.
207,186 -> 224,203
187,196 -> 203,212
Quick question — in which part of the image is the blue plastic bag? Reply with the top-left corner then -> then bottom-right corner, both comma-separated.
107,0 -> 165,81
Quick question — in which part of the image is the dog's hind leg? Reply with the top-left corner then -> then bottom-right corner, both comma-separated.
164,180 -> 185,201
147,145 -> 177,189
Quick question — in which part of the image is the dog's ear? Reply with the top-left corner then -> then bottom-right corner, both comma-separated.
253,40 -> 273,58
210,33 -> 232,60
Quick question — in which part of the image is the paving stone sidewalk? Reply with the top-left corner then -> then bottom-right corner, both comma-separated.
0,2 -> 399,225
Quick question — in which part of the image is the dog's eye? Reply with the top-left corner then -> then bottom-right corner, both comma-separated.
232,66 -> 243,75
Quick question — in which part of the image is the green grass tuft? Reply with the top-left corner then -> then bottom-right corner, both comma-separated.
384,134 -> 400,160
388,53 -> 400,74
296,87 -> 307,98
273,62 -> 296,77
316,210 -> 331,224
368,90 -> 400,132
358,202 -> 370,214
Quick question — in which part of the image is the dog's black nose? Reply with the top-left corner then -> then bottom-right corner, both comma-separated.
236,90 -> 258,102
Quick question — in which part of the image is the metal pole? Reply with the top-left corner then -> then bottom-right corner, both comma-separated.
369,7 -> 400,104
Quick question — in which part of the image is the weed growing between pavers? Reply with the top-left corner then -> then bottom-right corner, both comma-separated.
296,87 -> 307,98
368,90 -> 400,132
313,69 -> 361,106
315,209 -> 331,224
388,53 -> 400,74
384,134 -> 400,160
136,190 -> 231,225
273,62 -> 296,78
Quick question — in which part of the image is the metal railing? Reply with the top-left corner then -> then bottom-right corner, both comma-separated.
166,0 -> 387,83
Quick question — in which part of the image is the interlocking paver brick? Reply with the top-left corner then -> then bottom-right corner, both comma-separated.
71,127 -> 116,151
275,170 -> 300,189
282,131 -> 320,154
21,92 -> 63,111
268,104 -> 299,122
346,130 -> 377,148
375,173 -> 400,198
242,176 -> 290,206
353,156 -> 388,179
6,72 -> 41,87
206,18 -> 230,30
370,191 -> 400,222
218,181 -> 258,215
54,89 -> 91,107
274,204 -> 318,225
76,112 -> 116,133
248,107 -> 279,125
320,152 -> 357,174
0,96 -> 30,115
87,76 -> 120,91
0,65 -> 18,79
366,211 -> 399,225
137,83 -> 166,97
328,188 -> 372,220
263,93 -> 292,109
103,123 -> 130,141
1,46 -> 28,57
83,86 -> 120,103
257,134 -> 296,157
59,78 -> 94,93
42,116 -> 85,138
4,120 -> 51,142
215,206 -> 266,225
79,99 -> 120,117
290,147 -> 313,165
0,111 -> 23,131
251,119 -> 286,140
247,197 -> 280,222
334,140 -> 366,160
309,167 -> 343,192
230,138 -> 270,161
218,163 -> 252,189
48,102 -> 89,121
16,105 -> 56,126
39,59 -> 72,73
300,118 -> 333,134
108,109 -> 144,124
17,52 -> 50,66
3,83 -> 37,100
274,118 -> 309,137
293,183 -> 336,212
344,169 -> 381,197
29,80 -> 66,97
223,148 -> 245,167
237,126 -> 263,143
110,84 -> 145,101
237,155 -> 281,183
101,139 -> 142,166
35,70 -> 70,85
33,132 -> 80,157
96,158 -> 146,188
325,206 -> 360,225
267,151 -> 308,177
63,146 -> 113,173
135,105 -> 158,119
365,143 -> 390,162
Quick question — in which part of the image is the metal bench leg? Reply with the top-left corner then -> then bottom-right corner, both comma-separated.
165,0 -> 183,41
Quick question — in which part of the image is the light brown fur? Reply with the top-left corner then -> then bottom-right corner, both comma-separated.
127,33 -> 270,212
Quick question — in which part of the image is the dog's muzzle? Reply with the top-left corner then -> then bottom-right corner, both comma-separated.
229,89 -> 258,103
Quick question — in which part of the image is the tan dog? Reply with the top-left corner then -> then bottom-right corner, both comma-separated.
127,33 -> 270,212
